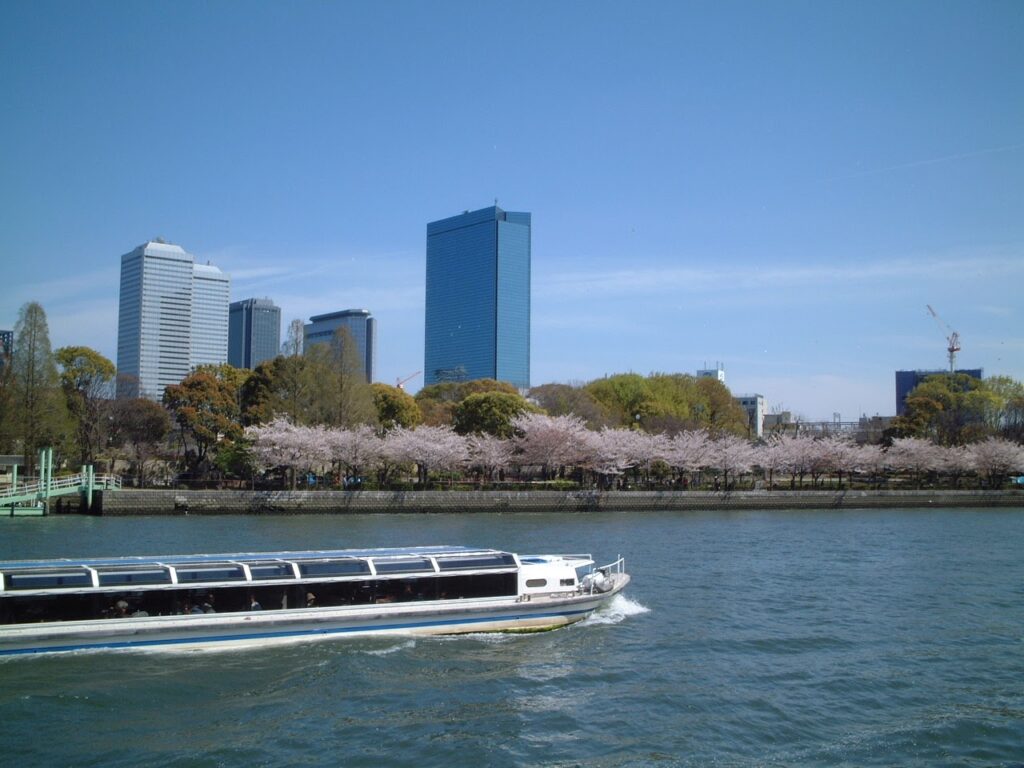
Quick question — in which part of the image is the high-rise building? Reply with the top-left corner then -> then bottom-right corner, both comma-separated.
895,369 -> 983,416
117,240 -> 230,399
191,263 -> 230,369
229,298 -> 281,369
424,205 -> 531,389
303,309 -> 376,382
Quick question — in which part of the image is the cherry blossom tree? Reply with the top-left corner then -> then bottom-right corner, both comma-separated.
582,428 -> 630,488
968,437 -> 1024,488
326,424 -> 382,486
886,437 -> 942,488
756,436 -> 789,490
855,444 -> 888,489
512,413 -> 592,480
706,433 -> 755,490
817,435 -> 861,489
935,444 -> 972,488
466,433 -> 514,486
246,418 -> 330,489
772,434 -> 818,489
384,425 -> 468,486
664,430 -> 711,488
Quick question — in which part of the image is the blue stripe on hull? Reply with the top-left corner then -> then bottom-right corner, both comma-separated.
0,608 -> 593,656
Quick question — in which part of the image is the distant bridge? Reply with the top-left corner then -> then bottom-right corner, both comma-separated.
1,448 -> 121,516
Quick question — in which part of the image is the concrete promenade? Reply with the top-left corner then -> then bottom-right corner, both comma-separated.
83,488 -> 1024,515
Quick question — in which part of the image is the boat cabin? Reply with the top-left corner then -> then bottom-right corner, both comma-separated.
0,546 -> 593,626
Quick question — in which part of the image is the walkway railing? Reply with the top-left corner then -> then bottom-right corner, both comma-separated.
1,449 -> 121,514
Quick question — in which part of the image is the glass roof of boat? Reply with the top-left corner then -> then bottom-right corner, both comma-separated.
0,545 -> 510,571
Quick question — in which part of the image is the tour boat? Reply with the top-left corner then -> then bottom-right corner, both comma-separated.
0,545 -> 629,656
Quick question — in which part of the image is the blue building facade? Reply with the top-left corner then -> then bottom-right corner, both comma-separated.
303,309 -> 376,382
424,206 -> 531,389
895,368 -> 984,416
229,298 -> 281,369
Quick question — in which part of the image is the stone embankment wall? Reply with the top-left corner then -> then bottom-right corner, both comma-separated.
86,489 -> 1024,515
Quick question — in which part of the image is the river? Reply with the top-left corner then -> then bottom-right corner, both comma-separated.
2,508 -> 1022,767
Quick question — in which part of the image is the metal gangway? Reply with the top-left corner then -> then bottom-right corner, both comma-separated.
1,448 -> 121,516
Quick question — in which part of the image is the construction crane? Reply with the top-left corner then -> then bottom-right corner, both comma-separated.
395,371 -> 421,390
926,305 -> 961,374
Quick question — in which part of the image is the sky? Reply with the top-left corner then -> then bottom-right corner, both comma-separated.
1,1 -> 1022,421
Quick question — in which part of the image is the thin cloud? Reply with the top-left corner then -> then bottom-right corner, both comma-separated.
833,141 -> 1024,181
535,253 -> 1024,300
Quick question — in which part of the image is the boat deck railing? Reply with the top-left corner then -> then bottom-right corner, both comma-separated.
598,556 -> 626,575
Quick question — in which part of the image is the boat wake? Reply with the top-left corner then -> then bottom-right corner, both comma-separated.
359,639 -> 418,656
578,594 -> 649,627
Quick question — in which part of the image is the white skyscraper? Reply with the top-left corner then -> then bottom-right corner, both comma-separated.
117,240 -> 230,399
191,263 -> 230,368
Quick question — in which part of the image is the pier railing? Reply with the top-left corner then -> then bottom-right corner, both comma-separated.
1,449 -> 121,514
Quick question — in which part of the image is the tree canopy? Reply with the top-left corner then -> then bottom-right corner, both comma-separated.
893,373 -> 1014,445
55,346 -> 116,465
371,383 -> 422,432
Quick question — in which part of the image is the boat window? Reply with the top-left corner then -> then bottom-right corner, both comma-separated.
174,564 -> 246,583
525,578 -> 547,588
248,562 -> 295,580
96,567 -> 172,587
372,558 -> 433,574
297,559 -> 370,578
3,568 -> 93,591
436,554 -> 517,571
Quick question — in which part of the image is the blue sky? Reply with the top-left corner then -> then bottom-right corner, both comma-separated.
2,1 -> 1021,421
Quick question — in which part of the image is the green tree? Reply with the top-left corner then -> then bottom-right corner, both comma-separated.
10,302 -> 68,474
584,373 -> 655,427
320,326 -> 377,428
55,346 -> 116,466
453,391 -> 533,438
986,375 -> 1024,441
240,354 -> 333,426
583,372 -> 749,435
371,383 -> 422,431
528,383 -> 612,428
109,397 -> 171,486
163,370 -> 243,472
894,373 -> 1002,445
415,378 -> 519,427
693,377 -> 750,435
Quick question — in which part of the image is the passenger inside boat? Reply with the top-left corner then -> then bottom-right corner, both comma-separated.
0,572 -> 518,625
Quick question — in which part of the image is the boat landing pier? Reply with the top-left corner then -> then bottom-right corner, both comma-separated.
1,448 -> 121,516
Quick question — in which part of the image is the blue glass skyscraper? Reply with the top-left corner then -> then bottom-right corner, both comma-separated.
425,206 -> 531,389
229,298 -> 281,369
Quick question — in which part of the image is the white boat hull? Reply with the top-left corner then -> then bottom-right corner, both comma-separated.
0,574 -> 630,656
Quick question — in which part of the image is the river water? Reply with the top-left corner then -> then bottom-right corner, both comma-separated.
1,508 -> 1022,767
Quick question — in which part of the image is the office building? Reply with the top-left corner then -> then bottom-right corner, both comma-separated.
117,240 -> 230,399
191,263 -> 230,368
425,205 -> 531,389
735,394 -> 766,439
229,298 -> 281,369
304,309 -> 376,382
895,369 -> 983,416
